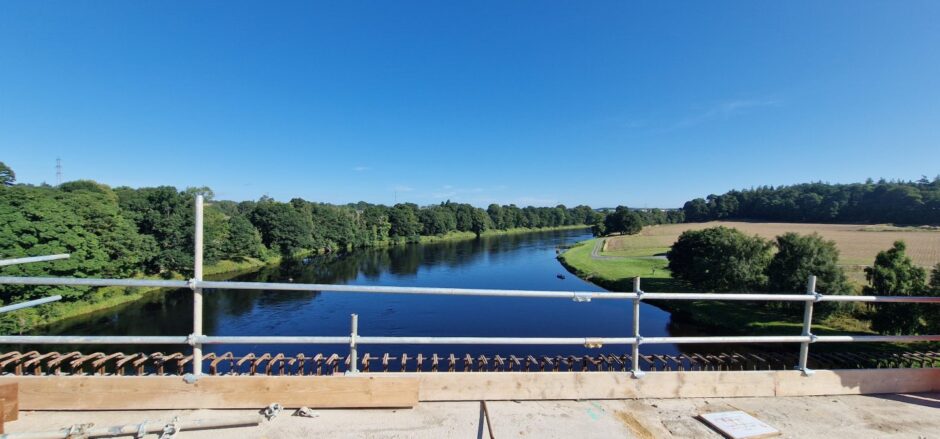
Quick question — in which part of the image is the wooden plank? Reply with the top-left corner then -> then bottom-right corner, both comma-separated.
0,383 -> 17,422
381,371 -> 777,401
774,368 -> 940,397
384,369 -> 939,401
0,376 -> 417,410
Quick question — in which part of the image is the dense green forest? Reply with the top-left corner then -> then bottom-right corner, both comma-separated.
681,178 -> 940,225
0,162 -> 602,328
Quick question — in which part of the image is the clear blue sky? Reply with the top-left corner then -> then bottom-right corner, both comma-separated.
2,2 -> 938,208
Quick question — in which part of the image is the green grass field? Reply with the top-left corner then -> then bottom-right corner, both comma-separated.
558,237 -> 876,337
557,239 -> 678,292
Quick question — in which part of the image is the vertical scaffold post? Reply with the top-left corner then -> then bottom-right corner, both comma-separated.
798,275 -> 817,376
192,195 -> 205,376
348,313 -> 359,374
631,276 -> 644,378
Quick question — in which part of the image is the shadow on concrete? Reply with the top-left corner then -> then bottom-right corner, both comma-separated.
869,392 -> 940,409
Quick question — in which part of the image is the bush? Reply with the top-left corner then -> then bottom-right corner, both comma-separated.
865,241 -> 929,335
767,233 -> 850,317
667,227 -> 772,292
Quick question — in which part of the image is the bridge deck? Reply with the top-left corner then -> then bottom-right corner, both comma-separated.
6,393 -> 940,438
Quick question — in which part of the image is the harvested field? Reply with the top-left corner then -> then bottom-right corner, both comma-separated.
602,222 -> 940,284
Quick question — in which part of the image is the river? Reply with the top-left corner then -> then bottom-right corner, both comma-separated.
32,229 -> 681,359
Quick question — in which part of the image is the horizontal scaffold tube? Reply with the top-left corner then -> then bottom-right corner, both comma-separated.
0,295 -> 62,314
0,254 -> 69,267
641,292 -> 814,301
198,336 -> 638,345
3,334 -> 938,346
1,276 -> 940,303
0,336 -> 189,344
197,280 -> 637,299
0,276 -> 189,289
815,335 -> 940,343
641,336 -> 812,344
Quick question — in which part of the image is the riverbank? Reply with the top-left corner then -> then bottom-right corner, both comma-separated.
5,225 -> 591,333
557,238 -> 873,337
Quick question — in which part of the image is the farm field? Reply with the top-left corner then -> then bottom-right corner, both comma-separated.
601,221 -> 940,284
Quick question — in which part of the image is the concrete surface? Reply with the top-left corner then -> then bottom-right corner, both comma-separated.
5,393 -> 939,438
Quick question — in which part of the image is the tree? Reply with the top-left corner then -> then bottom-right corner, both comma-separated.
767,233 -> 848,294
682,198 -> 710,222
388,204 -> 421,240
248,199 -> 313,255
927,264 -> 940,333
469,209 -> 490,237
603,206 -> 643,236
0,162 -> 14,186
225,215 -> 265,259
865,241 -> 929,335
766,232 -> 849,317
667,227 -> 773,292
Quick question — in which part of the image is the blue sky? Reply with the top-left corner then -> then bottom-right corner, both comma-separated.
1,1 -> 938,207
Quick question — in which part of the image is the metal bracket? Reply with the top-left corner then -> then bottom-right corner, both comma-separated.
572,293 -> 592,302
135,421 -> 149,438
65,423 -> 93,439
264,402 -> 283,421
186,278 -> 197,290
813,292 -> 823,302
186,333 -> 198,346
797,366 -> 816,377
635,290 -> 645,300
635,335 -> 644,345
296,406 -> 319,418
182,373 -> 199,384
159,417 -> 181,439
631,369 -> 646,379
808,334 -> 818,343
583,338 -> 603,349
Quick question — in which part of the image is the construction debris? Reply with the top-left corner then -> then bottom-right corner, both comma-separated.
0,414 -> 263,439
295,407 -> 319,418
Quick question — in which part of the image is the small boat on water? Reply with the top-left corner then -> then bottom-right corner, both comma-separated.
556,274 -> 566,280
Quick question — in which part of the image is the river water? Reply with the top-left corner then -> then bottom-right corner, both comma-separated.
33,229 -> 681,358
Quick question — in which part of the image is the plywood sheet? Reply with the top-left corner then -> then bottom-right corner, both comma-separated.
0,376 -> 417,410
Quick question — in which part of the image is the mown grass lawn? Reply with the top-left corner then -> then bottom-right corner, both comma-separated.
558,237 -> 879,339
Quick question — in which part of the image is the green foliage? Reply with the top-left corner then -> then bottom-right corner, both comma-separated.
603,206 -> 643,236
0,162 -> 14,186
682,178 -> 940,225
767,232 -> 850,318
0,178 -> 602,332
248,198 -> 313,255
225,214 -> 266,258
927,264 -> 940,333
388,203 -> 421,240
864,241 -> 929,335
768,233 -> 848,294
667,226 -> 773,292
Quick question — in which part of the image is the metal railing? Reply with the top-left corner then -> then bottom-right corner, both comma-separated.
1,195 -> 939,378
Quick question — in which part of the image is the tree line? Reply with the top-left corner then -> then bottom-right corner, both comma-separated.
0,163 -> 603,308
681,177 -> 940,225
666,226 -> 940,335
591,206 -> 685,237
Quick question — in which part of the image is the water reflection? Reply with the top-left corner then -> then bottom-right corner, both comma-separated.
22,229 -> 683,358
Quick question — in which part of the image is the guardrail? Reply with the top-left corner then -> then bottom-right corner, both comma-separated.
1,195 -> 938,379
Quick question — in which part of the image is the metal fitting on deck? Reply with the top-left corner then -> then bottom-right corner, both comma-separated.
583,338 -> 603,349
572,292 -> 592,302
